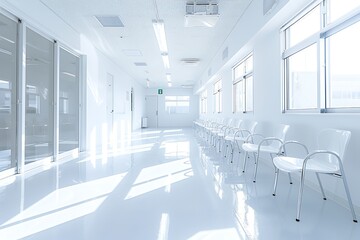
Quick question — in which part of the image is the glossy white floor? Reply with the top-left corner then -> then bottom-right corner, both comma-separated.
0,128 -> 359,240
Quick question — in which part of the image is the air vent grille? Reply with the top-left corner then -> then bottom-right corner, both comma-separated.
134,62 -> 147,66
95,15 -> 124,27
181,58 -> 200,67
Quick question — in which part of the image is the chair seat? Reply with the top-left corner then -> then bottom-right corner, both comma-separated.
242,143 -> 279,153
273,156 -> 340,173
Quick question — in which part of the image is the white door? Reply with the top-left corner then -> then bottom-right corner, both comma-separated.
107,73 -> 114,145
145,95 -> 158,128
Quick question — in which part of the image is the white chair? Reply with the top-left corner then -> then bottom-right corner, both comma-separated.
242,123 -> 290,182
223,120 -> 258,164
217,119 -> 243,156
272,129 -> 358,223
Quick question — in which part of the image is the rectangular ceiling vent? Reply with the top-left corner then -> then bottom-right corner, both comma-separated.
95,15 -> 124,27
181,84 -> 194,89
185,4 -> 219,27
181,58 -> 200,67
134,62 -> 147,67
186,4 -> 218,15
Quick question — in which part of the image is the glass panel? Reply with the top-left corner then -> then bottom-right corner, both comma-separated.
0,14 -> 17,171
25,28 -> 54,163
328,0 -> 360,23
233,81 -> 244,112
234,62 -> 245,79
327,21 -> 360,108
287,44 -> 318,109
246,76 -> 253,111
165,96 -> 190,114
288,5 -> 320,48
165,96 -> 176,101
177,96 -> 189,101
218,91 -> 222,113
59,48 -> 79,153
245,55 -> 253,73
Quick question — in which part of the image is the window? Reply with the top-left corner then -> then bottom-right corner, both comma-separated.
327,21 -> 360,108
213,80 -> 222,113
200,90 -> 207,114
165,96 -> 190,114
282,1 -> 360,112
233,54 -> 253,112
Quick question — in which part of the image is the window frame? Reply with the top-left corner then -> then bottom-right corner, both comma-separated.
282,0 -> 360,113
232,53 -> 254,113
164,95 -> 190,114
200,90 -> 207,114
213,79 -> 222,113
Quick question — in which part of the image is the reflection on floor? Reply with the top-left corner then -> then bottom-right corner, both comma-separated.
0,128 -> 359,240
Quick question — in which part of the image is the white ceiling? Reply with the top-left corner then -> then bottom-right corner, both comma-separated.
39,0 -> 252,88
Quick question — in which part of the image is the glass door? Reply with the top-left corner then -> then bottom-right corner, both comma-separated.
59,48 -> 80,153
0,13 -> 17,173
25,28 -> 54,164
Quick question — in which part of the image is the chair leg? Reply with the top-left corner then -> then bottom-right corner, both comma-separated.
315,173 -> 326,200
253,152 -> 260,183
340,171 -> 358,223
273,168 -> 279,196
222,140 -> 227,158
229,143 -> 235,163
288,173 -> 293,184
296,169 -> 306,222
242,152 -> 248,173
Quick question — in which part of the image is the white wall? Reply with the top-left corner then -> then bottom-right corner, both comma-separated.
0,0 -> 146,153
145,88 -> 199,127
196,0 -> 360,213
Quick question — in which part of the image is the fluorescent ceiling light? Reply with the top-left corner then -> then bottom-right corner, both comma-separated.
146,79 -> 150,88
122,49 -> 142,56
162,53 -> 170,69
0,47 -> 12,56
153,20 -> 168,53
0,36 -> 15,44
168,82 -> 172,87
61,71 -> 76,78
166,74 -> 171,82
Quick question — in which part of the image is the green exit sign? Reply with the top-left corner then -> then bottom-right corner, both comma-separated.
158,89 -> 163,94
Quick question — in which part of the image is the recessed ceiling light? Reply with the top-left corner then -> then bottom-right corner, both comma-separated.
134,62 -> 147,66
122,49 -> 142,57
181,58 -> 200,66
95,15 -> 124,27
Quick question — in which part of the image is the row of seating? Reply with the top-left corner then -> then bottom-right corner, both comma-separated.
193,118 -> 358,223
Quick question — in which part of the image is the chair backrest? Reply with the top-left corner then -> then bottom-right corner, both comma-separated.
317,129 -> 351,164
232,119 -> 242,128
227,118 -> 234,127
269,124 -> 290,148
240,120 -> 258,133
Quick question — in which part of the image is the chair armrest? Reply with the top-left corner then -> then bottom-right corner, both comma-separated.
256,137 -> 284,153
278,140 -> 309,155
244,133 -> 265,143
233,129 -> 251,140
303,150 -> 342,170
